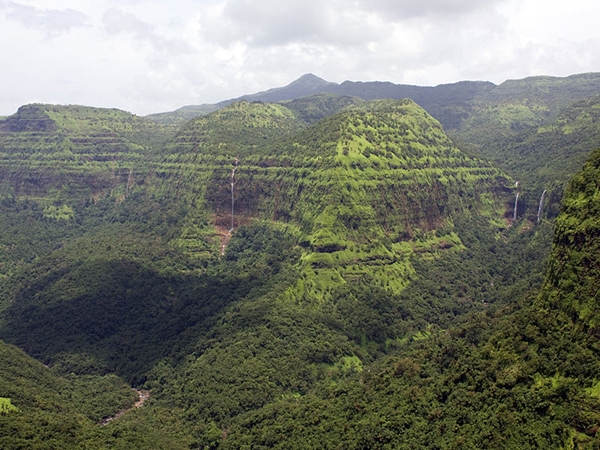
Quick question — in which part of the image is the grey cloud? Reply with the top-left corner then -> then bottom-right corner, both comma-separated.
207,0 -> 384,47
357,0 -> 506,21
204,0 -> 507,49
102,7 -> 193,55
223,0 -> 326,45
1,1 -> 89,35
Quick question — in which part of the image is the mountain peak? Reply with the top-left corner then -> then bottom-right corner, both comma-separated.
286,73 -> 332,89
225,73 -> 337,105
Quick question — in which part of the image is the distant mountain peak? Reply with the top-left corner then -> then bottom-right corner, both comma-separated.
223,73 -> 337,105
287,73 -> 333,88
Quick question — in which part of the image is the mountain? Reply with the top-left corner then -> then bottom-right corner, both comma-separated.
1,73 -> 600,448
197,148 -> 600,449
145,73 -> 496,128
239,73 -> 337,103
0,99 -> 512,374
0,104 -> 175,202
164,98 -> 511,294
145,73 -> 600,170
450,77 -> 600,221
145,74 -> 337,125
0,96 -> 519,447
142,73 -> 600,225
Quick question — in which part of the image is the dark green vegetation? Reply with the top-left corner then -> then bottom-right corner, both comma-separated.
218,150 -> 600,447
1,72 -> 600,448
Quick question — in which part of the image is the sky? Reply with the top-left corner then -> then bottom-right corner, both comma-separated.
0,0 -> 599,117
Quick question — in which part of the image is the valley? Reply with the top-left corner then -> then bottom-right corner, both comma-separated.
1,72 -> 600,448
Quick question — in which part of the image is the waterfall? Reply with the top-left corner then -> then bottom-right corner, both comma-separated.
230,157 -> 239,233
513,192 -> 519,221
537,189 -> 547,224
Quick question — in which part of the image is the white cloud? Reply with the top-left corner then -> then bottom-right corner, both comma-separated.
0,0 -> 599,116
197,0 -> 386,48
357,0 -> 505,20
102,7 -> 194,55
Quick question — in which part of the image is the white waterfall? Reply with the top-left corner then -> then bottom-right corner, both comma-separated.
230,157 -> 239,233
537,190 -> 547,224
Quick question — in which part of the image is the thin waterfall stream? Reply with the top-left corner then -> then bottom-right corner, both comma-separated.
230,157 -> 239,233
537,189 -> 547,224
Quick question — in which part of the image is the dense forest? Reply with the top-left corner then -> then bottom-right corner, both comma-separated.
1,72 -> 600,449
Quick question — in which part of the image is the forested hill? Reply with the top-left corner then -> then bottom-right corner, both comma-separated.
214,146 -> 600,449
146,72 -> 600,132
0,80 -> 599,448
0,98 -> 512,376
148,72 -> 600,221
450,74 -> 600,207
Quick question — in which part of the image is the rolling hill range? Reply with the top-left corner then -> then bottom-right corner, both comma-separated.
146,72 -> 600,134
0,72 -> 600,448
148,72 -> 600,220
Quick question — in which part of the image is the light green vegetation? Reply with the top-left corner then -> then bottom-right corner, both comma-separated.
0,397 -> 19,414
0,75 -> 599,448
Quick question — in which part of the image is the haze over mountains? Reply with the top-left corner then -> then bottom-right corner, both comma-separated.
1,71 -> 600,448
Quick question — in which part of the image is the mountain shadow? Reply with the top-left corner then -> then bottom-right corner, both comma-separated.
0,224 -> 299,385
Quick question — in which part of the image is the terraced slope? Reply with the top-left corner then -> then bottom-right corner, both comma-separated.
0,104 -> 175,202
215,147 -> 600,450
0,97 -> 512,365
163,98 -> 512,296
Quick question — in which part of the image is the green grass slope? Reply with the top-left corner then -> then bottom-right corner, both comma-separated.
0,97 -> 513,372
456,73 -> 600,142
0,104 -> 175,204
449,74 -> 600,224
165,98 -> 512,297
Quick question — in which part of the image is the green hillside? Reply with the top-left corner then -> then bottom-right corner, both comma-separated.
164,98 -> 511,297
452,95 -> 600,222
143,72 -> 600,225
283,93 -> 365,124
0,98 -> 511,373
0,79 -> 599,448
0,104 -> 175,204
209,148 -> 600,449
540,147 -> 600,326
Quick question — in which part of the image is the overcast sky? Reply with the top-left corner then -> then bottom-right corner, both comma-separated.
1,0 -> 598,116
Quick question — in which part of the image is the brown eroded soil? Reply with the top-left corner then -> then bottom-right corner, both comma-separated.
99,389 -> 150,426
